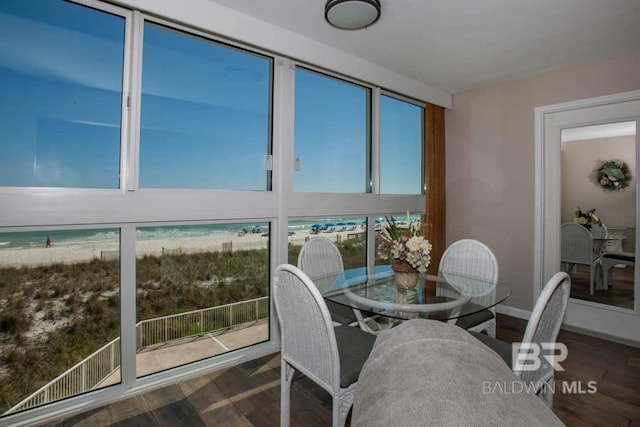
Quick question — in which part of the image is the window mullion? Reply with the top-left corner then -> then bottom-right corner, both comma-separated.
274,57 -> 295,265
124,11 -> 144,192
371,86 -> 381,195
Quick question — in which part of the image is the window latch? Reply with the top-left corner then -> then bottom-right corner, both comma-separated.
263,154 -> 273,171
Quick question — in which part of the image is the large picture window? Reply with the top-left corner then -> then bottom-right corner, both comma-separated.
0,1 -> 432,424
293,69 -> 370,193
0,228 -> 121,414
139,24 -> 273,190
135,223 -> 269,377
380,95 -> 424,195
0,0 -> 125,188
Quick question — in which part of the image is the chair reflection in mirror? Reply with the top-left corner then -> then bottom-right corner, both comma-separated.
590,222 -> 610,257
590,222 -> 608,239
561,223 -> 601,295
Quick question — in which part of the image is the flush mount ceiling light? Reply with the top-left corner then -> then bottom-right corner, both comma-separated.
325,0 -> 381,30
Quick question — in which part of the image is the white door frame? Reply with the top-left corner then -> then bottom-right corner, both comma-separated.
534,90 -> 640,345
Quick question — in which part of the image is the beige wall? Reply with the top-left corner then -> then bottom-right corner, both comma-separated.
445,50 -> 640,311
562,136 -> 636,252
561,136 -> 635,225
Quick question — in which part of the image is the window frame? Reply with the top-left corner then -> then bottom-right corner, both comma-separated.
0,1 -> 433,424
292,65 -> 373,194
136,20 -> 275,191
379,90 -> 427,195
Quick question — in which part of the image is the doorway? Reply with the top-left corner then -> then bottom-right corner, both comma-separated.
535,90 -> 640,345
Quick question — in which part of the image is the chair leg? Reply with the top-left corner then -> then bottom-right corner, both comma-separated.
332,396 -> 341,427
603,261 -> 613,289
590,264 -> 595,296
539,378 -> 554,409
334,387 -> 356,427
485,318 -> 496,338
280,360 -> 295,427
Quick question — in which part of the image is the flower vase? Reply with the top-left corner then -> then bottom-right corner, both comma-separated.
392,261 -> 419,289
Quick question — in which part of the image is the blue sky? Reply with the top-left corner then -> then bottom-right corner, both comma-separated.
0,0 -> 422,194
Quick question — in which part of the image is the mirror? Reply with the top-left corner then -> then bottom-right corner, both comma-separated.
561,121 -> 636,308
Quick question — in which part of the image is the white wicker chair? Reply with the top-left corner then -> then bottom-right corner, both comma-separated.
438,239 -> 499,337
298,237 -> 376,332
297,237 -> 345,290
273,264 -> 376,427
471,272 -> 571,408
561,223 -> 600,295
590,222 -> 609,258
590,222 -> 608,240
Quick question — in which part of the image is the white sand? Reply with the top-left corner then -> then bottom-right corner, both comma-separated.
0,228 -> 366,268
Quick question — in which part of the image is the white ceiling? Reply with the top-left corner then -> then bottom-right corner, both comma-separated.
562,121 -> 636,142
207,0 -> 640,94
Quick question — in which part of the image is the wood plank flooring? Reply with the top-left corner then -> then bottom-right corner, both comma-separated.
45,314 -> 640,427
568,264 -> 634,309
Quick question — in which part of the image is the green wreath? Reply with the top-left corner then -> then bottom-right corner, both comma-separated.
595,160 -> 632,191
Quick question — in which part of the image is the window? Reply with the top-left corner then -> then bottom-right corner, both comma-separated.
0,0 -> 124,188
139,24 -> 272,190
288,217 -> 367,271
135,223 -> 269,377
294,69 -> 370,193
380,95 -> 424,195
0,228 -> 121,413
0,2 -> 434,423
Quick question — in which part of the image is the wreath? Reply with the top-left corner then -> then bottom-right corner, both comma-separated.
594,160 -> 632,191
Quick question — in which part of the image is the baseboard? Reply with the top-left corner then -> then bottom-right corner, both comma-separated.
560,324 -> 640,348
496,304 -> 531,320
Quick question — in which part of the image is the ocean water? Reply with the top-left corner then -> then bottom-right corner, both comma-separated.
0,215 -> 422,250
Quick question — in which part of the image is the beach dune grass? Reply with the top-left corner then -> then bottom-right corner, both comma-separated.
0,237 -> 371,414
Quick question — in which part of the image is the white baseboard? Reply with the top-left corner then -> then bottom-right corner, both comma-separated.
496,304 -> 531,320
560,324 -> 640,348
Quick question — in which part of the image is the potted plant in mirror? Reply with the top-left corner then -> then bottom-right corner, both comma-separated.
573,207 -> 601,231
376,216 -> 432,289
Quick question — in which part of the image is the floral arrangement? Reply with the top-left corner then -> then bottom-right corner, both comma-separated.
376,216 -> 432,273
573,207 -> 600,230
594,160 -> 632,191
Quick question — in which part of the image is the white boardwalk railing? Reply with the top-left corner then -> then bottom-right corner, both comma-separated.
7,296 -> 269,414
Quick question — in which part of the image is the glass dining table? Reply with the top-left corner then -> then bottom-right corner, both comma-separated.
318,267 -> 511,326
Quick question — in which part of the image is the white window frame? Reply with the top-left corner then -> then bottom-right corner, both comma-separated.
0,1 -> 429,424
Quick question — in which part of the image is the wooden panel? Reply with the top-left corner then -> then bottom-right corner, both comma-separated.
425,103 -> 446,282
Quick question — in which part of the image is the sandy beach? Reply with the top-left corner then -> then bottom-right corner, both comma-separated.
0,227 -> 366,268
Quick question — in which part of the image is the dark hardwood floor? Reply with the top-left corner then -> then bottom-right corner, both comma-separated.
45,314 -> 640,427
568,264 -> 634,309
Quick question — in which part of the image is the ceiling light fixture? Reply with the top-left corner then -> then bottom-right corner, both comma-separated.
324,0 -> 381,30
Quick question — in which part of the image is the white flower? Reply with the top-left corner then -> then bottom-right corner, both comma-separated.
405,236 -> 422,251
376,219 -> 432,272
